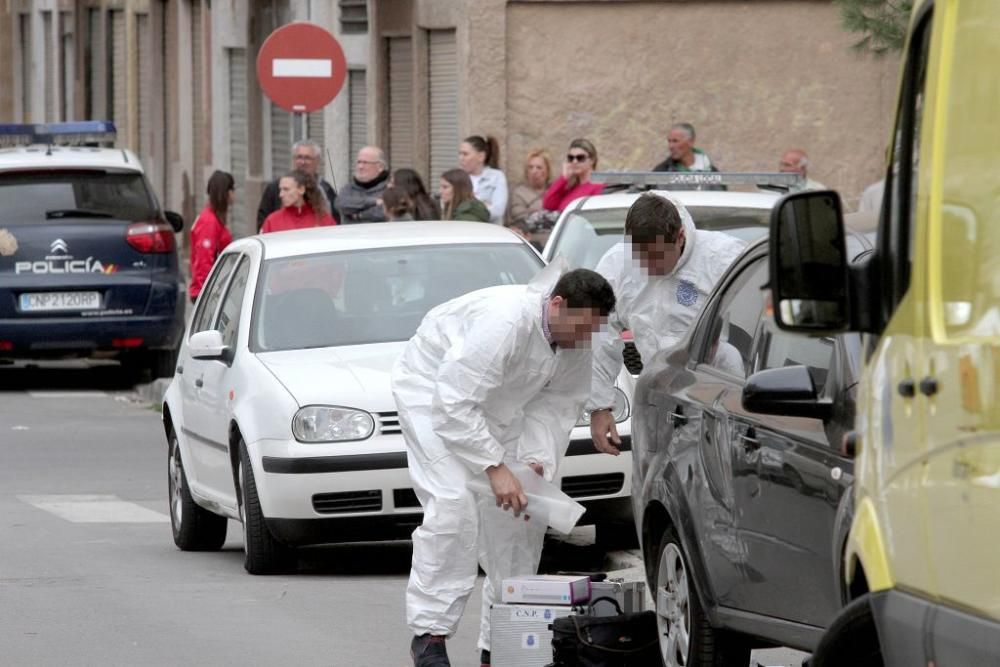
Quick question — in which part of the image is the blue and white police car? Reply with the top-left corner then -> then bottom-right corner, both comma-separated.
0,122 -> 185,378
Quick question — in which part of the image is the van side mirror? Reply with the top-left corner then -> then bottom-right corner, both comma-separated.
164,210 -> 184,233
769,191 -> 850,332
742,365 -> 832,421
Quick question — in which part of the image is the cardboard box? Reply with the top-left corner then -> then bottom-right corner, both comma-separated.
501,575 -> 591,606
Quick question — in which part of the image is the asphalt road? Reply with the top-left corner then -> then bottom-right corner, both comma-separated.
0,362 -> 806,666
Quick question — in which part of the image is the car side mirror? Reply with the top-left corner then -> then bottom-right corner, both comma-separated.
769,191 -> 849,332
188,330 -> 227,360
742,365 -> 832,421
164,210 -> 184,233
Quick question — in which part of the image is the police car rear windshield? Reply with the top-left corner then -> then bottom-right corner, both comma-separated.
551,205 -> 770,270
0,170 -> 157,223
252,243 -> 544,351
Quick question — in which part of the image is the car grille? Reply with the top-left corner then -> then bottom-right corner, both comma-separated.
393,488 -> 421,509
312,490 -> 382,514
378,412 -> 402,435
622,342 -> 643,375
561,473 -> 625,499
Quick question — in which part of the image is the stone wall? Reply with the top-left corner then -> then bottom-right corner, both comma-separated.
505,0 -> 900,205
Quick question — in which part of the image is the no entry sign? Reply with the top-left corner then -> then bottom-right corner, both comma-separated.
256,22 -> 347,113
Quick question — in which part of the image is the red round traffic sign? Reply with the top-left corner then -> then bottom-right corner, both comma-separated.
256,22 -> 347,113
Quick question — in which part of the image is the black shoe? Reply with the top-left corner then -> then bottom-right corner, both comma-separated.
480,649 -> 491,666
411,634 -> 450,667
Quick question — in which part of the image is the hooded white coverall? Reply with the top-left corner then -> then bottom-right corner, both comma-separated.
391,267 -> 592,651
589,197 -> 746,410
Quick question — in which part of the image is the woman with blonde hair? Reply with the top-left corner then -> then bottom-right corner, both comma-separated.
439,169 -> 490,222
508,148 -> 552,226
261,170 -> 337,233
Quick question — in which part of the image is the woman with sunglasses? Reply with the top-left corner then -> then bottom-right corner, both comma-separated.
542,138 -> 604,213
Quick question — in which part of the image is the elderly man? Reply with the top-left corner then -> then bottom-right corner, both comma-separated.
256,139 -> 339,231
337,146 -> 390,223
652,122 -> 718,172
779,148 -> 827,191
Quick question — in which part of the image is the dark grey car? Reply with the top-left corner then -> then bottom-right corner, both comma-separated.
631,234 -> 872,665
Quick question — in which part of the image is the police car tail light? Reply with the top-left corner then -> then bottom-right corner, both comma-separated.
126,222 -> 176,253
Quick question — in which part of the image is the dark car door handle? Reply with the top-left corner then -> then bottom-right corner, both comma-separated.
176,365 -> 184,375
194,378 -> 203,388
669,407 -> 687,427
919,376 -> 938,396
897,379 -> 916,398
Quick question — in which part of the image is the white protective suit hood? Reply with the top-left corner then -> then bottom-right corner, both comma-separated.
588,194 -> 746,409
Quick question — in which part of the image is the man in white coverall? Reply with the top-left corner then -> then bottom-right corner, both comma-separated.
589,192 -> 746,453
392,267 -> 616,667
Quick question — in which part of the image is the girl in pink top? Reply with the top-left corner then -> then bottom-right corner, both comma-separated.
542,138 -> 604,212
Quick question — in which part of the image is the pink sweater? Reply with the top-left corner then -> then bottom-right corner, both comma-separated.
542,176 -> 605,212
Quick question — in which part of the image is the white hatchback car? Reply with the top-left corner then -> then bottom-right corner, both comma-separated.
541,188 -> 782,537
161,222 -> 631,573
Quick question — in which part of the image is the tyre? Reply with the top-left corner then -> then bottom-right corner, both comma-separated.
168,431 -> 227,550
238,440 -> 295,575
654,525 -> 749,667
809,595 -> 883,667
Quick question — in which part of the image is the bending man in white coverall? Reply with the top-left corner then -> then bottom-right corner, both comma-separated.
589,192 -> 746,453
392,267 -> 616,667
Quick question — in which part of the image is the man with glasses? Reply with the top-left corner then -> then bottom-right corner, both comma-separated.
337,146 -> 390,223
256,139 -> 340,232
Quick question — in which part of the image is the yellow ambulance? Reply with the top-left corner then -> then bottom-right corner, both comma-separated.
767,0 -> 1000,664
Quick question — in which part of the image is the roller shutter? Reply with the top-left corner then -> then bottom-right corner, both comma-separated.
348,69 -> 367,162
138,14 -> 152,161
43,12 -> 54,121
87,8 -> 103,120
387,37 -> 413,169
191,1 -> 204,187
270,103 -> 291,179
110,9 -> 126,143
19,13 -> 31,121
228,48 -> 249,237
428,30 -> 458,186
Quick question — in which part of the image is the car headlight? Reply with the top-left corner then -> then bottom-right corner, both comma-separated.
292,406 -> 375,443
576,387 -> 630,427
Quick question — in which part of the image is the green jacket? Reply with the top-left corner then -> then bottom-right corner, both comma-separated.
450,198 -> 491,223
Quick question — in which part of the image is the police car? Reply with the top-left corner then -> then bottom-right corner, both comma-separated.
0,122 -> 185,378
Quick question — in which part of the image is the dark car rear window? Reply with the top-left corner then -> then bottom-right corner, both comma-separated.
0,170 -> 158,223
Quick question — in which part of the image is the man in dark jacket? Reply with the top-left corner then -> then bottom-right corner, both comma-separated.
337,146 -> 390,223
256,139 -> 339,231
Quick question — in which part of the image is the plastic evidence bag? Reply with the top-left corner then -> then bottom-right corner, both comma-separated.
467,460 -> 586,534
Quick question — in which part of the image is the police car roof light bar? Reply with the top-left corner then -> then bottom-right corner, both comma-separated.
591,171 -> 804,189
0,121 -> 118,148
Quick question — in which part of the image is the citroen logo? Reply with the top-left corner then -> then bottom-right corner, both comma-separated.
50,239 -> 68,254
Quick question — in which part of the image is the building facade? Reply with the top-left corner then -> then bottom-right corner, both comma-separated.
1,0 -> 898,245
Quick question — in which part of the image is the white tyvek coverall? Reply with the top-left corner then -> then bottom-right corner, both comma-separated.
391,267 -> 591,650
589,198 -> 746,409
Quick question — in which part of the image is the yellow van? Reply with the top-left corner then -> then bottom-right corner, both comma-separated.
767,0 -> 1000,664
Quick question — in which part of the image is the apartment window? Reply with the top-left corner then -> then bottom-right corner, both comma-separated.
339,0 -> 368,34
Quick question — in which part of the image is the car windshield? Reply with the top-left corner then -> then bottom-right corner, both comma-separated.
548,205 -> 771,270
0,170 -> 158,223
252,243 -> 543,351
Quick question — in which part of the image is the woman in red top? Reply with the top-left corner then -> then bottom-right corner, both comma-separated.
189,170 -> 235,303
261,170 -> 337,233
541,138 -> 605,212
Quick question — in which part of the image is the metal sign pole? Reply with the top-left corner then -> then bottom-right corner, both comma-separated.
292,111 -> 306,143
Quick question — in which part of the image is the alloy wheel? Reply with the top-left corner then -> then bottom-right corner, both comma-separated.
657,542 -> 691,666
168,438 -> 184,535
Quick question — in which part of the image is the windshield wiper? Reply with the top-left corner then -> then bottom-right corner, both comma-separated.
45,209 -> 115,219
